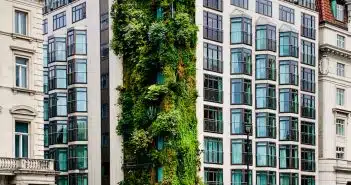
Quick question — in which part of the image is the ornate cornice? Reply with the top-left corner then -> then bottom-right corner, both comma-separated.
320,44 -> 351,59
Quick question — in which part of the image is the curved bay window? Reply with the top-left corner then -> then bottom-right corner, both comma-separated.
203,43 -> 223,73
257,171 -> 276,185
50,148 -> 68,172
204,74 -> 223,103
204,137 -> 223,164
256,54 -> 276,81
69,173 -> 88,185
301,121 -> 315,145
256,142 -> 276,167
69,145 -> 88,170
279,116 -> 298,141
280,173 -> 298,185
68,88 -> 87,113
231,48 -> 252,75
256,84 -> 276,110
231,170 -> 252,185
279,32 -> 298,57
301,148 -> 315,172
279,145 -> 299,169
301,94 -> 315,119
301,40 -> 315,66
48,37 -> 66,63
279,89 -> 298,113
231,78 -> 252,105
231,108 -> 252,135
256,25 -> 276,51
203,11 -> 223,42
68,59 -> 87,85
231,139 -> 252,165
230,17 -> 252,45
67,30 -> 87,57
301,67 -> 315,93
49,120 -> 68,145
49,93 -> 67,117
49,66 -> 67,90
256,112 -> 276,138
68,116 -> 88,142
204,105 -> 223,133
279,60 -> 298,85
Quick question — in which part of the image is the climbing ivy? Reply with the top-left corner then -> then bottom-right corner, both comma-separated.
111,0 -> 200,184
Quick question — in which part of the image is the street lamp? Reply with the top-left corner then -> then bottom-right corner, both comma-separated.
245,123 -> 252,185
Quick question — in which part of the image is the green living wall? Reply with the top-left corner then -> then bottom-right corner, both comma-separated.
111,0 -> 201,184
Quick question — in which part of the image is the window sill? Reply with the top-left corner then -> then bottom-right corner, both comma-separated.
11,33 -> 34,42
12,87 -> 36,95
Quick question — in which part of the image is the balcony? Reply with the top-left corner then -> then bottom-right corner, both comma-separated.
0,158 -> 55,175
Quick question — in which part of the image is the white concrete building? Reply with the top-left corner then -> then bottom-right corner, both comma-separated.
0,0 -> 56,184
196,0 -> 319,184
42,0 -> 123,184
318,0 -> 351,185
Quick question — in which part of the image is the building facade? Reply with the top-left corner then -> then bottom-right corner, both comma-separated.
0,0 -> 56,184
318,0 -> 351,185
196,0 -> 319,184
42,0 -> 123,184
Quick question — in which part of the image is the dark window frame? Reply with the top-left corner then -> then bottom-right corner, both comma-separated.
204,105 -> 223,134
204,137 -> 223,164
72,2 -> 86,23
231,48 -> 252,75
256,112 -> 276,138
204,168 -> 223,185
279,60 -> 298,86
49,65 -> 67,90
68,116 -> 88,142
203,11 -> 223,42
301,121 -> 315,145
231,0 -> 248,9
256,25 -> 276,51
68,59 -> 87,85
231,139 -> 252,165
230,17 -> 252,45
301,67 -> 315,93
280,173 -> 299,185
67,29 -> 87,57
231,108 -> 252,135
279,32 -> 298,58
256,0 -> 272,17
68,87 -> 87,113
204,0 -> 223,11
279,88 -> 299,113
203,42 -> 223,73
48,37 -> 66,63
49,120 -> 68,145
256,142 -> 276,167
231,169 -> 252,185
301,13 -> 316,40
279,5 -> 295,24
256,83 -> 276,110
301,94 -> 315,119
53,11 -> 66,31
231,78 -> 252,105
68,145 -> 88,170
301,40 -> 316,66
49,93 -> 67,118
279,116 -> 299,141
204,74 -> 223,103
301,148 -> 316,172
279,145 -> 299,169
256,54 -> 276,81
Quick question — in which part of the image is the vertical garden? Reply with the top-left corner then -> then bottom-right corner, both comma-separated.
111,0 -> 200,184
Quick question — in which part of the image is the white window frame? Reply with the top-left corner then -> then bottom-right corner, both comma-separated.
337,35 -> 345,49
15,57 -> 28,88
337,63 -> 345,77
336,88 -> 345,106
14,121 -> 30,158
336,118 -> 345,136
336,4 -> 344,21
336,146 -> 345,159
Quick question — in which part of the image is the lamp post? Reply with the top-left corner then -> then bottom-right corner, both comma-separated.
245,123 -> 252,185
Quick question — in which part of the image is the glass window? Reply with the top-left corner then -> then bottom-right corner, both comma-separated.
51,148 -> 68,171
231,139 -> 252,165
336,146 -> 344,159
16,57 -> 28,88
301,148 -> 315,172
301,94 -> 315,119
43,44 -> 48,67
256,113 -> 276,138
157,167 -> 163,183
48,37 -> 66,63
301,175 -> 315,185
231,0 -> 248,9
49,66 -> 67,90
256,25 -> 276,51
335,4 -> 344,21
101,103 -> 109,120
256,84 -> 276,110
15,10 -> 27,35
204,0 -> 222,11
231,109 -> 252,135
337,63 -> 345,77
279,32 -> 298,57
231,79 -> 252,105
257,171 -> 276,185
44,151 -> 50,160
256,142 -> 276,167
44,124 -> 49,147
279,145 -> 299,169
49,120 -> 67,145
68,88 -> 87,113
296,0 -> 316,10
279,117 -> 298,141
100,13 -> 109,31
72,3 -> 86,23
44,71 -> 48,94
301,67 -> 315,93
279,89 -> 298,113
68,59 -> 87,84
280,173 -> 298,185
69,145 -> 88,170
204,74 -> 223,103
204,105 -> 223,133
101,73 -> 109,89
49,93 -> 67,117
44,98 -> 49,121
279,5 -> 294,24
279,60 -> 298,85
231,48 -> 252,75
204,137 -> 223,164
15,122 -> 28,158
50,0 -> 68,10
256,0 -> 272,17
69,173 -> 88,185
231,170 -> 252,185
301,40 -> 316,66
43,19 -> 48,34
230,17 -> 252,45
301,121 -> 315,145
67,30 -> 87,56
301,13 -> 316,40
336,119 -> 345,136
68,116 -> 88,142
204,43 -> 223,73
53,11 -> 66,30
56,176 -> 68,185
337,35 -> 345,48
203,11 -> 223,42
256,55 -> 276,80
204,168 -> 223,185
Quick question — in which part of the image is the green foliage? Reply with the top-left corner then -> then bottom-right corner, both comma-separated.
111,0 -> 200,184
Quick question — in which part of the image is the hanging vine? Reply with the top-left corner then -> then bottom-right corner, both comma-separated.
111,0 -> 200,184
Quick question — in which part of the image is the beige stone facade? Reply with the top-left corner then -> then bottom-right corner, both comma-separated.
0,0 -> 56,184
